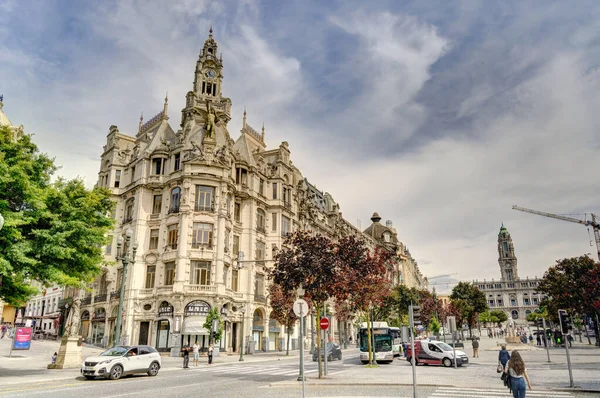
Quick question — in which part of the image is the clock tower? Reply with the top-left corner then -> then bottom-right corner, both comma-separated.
498,223 -> 518,281
193,26 -> 224,101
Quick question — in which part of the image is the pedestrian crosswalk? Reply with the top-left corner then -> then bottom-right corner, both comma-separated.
184,363 -> 346,379
429,386 -> 573,397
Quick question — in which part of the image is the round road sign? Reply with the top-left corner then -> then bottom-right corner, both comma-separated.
320,317 -> 330,330
293,299 -> 309,318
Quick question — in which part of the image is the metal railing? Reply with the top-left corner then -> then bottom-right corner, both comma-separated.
184,285 -> 217,293
93,294 -> 107,303
110,291 -> 120,300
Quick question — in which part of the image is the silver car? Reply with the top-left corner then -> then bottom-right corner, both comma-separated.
81,345 -> 161,380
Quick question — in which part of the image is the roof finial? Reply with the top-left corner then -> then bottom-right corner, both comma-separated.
242,106 -> 247,128
163,91 -> 169,118
138,111 -> 144,133
261,122 -> 265,142
209,24 -> 213,36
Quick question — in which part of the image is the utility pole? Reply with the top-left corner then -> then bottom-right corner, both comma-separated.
542,318 -> 551,363
409,303 -> 418,398
558,310 -> 574,388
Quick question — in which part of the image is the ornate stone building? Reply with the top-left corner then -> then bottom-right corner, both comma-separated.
78,30 -> 424,354
473,224 -> 546,325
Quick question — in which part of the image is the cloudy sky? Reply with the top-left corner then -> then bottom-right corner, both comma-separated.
2,0 -> 600,292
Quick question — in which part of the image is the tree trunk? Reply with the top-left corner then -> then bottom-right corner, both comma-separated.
366,310 -> 373,366
286,325 -> 290,356
584,319 -> 592,345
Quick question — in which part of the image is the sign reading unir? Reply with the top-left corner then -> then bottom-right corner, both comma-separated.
13,327 -> 33,350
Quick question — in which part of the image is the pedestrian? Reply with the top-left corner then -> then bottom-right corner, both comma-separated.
536,335 -> 541,346
498,345 -> 511,369
192,341 -> 200,366
181,344 -> 191,368
567,334 -> 573,347
51,352 -> 57,364
505,350 -> 532,397
472,337 -> 479,358
528,334 -> 533,344
1,324 -> 5,338
208,344 -> 214,365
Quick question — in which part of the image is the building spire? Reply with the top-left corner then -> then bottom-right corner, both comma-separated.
138,111 -> 144,133
243,106 -> 247,128
163,91 -> 169,118
209,24 -> 213,37
261,122 -> 265,142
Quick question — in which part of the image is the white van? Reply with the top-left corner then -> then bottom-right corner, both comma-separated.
405,339 -> 469,367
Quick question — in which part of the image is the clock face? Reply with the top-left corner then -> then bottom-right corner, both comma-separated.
205,69 -> 216,78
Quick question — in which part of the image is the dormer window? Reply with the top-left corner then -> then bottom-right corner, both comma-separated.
152,158 -> 164,175
383,232 -> 391,242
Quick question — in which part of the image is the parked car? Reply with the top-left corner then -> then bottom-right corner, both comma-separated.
81,345 -> 161,380
312,342 -> 342,361
405,339 -> 468,367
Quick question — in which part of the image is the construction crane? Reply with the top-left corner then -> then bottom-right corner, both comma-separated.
512,205 -> 600,261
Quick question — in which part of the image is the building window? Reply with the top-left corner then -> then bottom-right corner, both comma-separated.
497,299 -> 503,306
256,241 -> 265,262
503,242 -> 509,252
272,182 -> 278,199
223,264 -> 229,287
232,269 -> 239,292
114,170 -> 121,188
164,262 -> 175,286
524,298 -> 530,305
271,213 -> 277,232
255,273 -> 265,297
259,179 -> 264,196
173,153 -> 181,171
192,223 -> 213,248
167,224 -> 179,250
495,283 -> 501,288
281,216 -> 290,237
169,187 -> 181,213
131,166 -> 135,184
510,298 -> 517,306
226,194 -> 232,216
235,168 -> 248,185
224,230 -> 230,253
152,158 -> 164,175
234,202 -> 241,222
190,261 -> 211,285
283,186 -> 290,205
506,269 -> 514,281
511,310 -> 519,319
233,235 -> 240,257
145,265 -> 156,288
383,232 -> 391,242
105,236 -> 113,255
149,229 -> 159,250
195,185 -> 215,212
152,194 -> 162,215
124,198 -> 134,222
256,209 -> 266,233
489,300 -> 495,307
533,298 -> 538,305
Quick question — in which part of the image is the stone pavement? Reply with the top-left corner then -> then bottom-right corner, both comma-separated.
0,336 -> 302,386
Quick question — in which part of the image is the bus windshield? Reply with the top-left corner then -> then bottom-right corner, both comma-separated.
359,330 -> 393,352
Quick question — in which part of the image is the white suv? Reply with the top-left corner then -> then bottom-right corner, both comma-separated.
81,345 -> 161,380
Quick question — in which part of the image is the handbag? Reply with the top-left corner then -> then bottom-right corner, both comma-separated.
497,364 -> 503,373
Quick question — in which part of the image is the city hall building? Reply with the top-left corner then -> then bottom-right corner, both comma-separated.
76,30 -> 424,355
473,224 -> 546,325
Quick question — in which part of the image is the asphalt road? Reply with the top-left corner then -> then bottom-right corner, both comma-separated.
0,352 -> 597,398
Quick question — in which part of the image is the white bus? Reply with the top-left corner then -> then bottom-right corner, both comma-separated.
358,322 -> 402,363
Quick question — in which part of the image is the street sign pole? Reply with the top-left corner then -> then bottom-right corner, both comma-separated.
323,305 -> 328,376
409,303 -> 417,398
293,298 -> 309,389
542,318 -> 551,362
558,310 -> 574,388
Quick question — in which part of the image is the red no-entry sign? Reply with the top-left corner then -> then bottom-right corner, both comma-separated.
320,317 -> 330,330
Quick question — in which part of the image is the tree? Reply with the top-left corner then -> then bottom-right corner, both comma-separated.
489,310 -> 508,327
388,284 -> 421,326
429,315 -> 441,336
203,307 -> 223,344
0,125 -> 114,304
268,282 -> 297,356
449,282 -> 487,338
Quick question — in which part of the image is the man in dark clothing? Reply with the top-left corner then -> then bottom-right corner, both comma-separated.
498,345 -> 511,368
181,344 -> 191,368
472,338 -> 479,358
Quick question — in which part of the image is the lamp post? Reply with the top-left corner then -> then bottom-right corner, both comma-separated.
114,229 -> 137,347
239,307 -> 246,361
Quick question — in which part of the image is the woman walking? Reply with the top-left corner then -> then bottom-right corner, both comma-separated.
505,350 -> 532,398
208,344 -> 214,365
193,341 -> 200,366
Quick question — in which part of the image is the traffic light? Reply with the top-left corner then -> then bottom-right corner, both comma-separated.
412,305 -> 422,326
558,310 -> 572,334
536,318 -> 544,328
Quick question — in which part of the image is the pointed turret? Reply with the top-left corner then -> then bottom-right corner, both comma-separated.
162,92 -> 169,119
138,112 -> 144,134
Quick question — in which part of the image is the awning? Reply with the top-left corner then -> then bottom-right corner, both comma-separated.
182,316 -> 208,335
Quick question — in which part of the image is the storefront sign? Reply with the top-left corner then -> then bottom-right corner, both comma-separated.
93,309 -> 106,321
81,311 -> 90,321
184,300 -> 210,315
158,304 -> 174,316
13,327 -> 32,350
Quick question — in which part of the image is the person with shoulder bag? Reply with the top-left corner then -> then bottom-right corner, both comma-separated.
505,350 -> 532,398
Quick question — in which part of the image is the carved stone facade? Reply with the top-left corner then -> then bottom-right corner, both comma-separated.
79,31 -> 424,353
473,224 -> 545,325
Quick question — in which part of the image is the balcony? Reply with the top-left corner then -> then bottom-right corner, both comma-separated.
138,288 -> 154,297
184,285 -> 217,294
254,294 -> 267,304
283,201 -> 292,211
194,204 -> 215,213
93,294 -> 107,303
122,216 -> 133,225
168,206 -> 180,214
81,296 -> 92,306
256,225 -> 266,234
226,289 -> 243,299
191,243 -> 213,250
110,291 -> 120,300
156,286 -> 173,295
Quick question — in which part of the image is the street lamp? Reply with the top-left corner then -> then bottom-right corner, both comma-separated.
239,307 -> 246,361
114,229 -> 137,347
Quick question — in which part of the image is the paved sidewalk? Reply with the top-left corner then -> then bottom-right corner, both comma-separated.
0,337 -> 303,386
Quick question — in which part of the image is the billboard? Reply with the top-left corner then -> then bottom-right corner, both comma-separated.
13,327 -> 33,350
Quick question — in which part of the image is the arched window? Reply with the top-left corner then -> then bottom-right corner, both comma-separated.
257,209 -> 266,232
511,310 -> 519,319
124,198 -> 134,222
383,232 -> 391,242
170,187 -> 181,213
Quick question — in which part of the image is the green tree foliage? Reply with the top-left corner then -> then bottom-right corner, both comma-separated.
490,309 -> 508,327
203,307 -> 223,343
537,255 -> 600,322
388,284 -> 421,326
0,125 -> 114,304
449,282 -> 487,337
526,307 -> 548,322
429,315 -> 441,336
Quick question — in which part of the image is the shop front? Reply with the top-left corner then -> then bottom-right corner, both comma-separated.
181,300 -> 210,349
107,307 -> 118,346
80,310 -> 90,341
252,309 -> 264,352
156,301 -> 173,352
91,307 -> 106,347
268,319 -> 280,351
